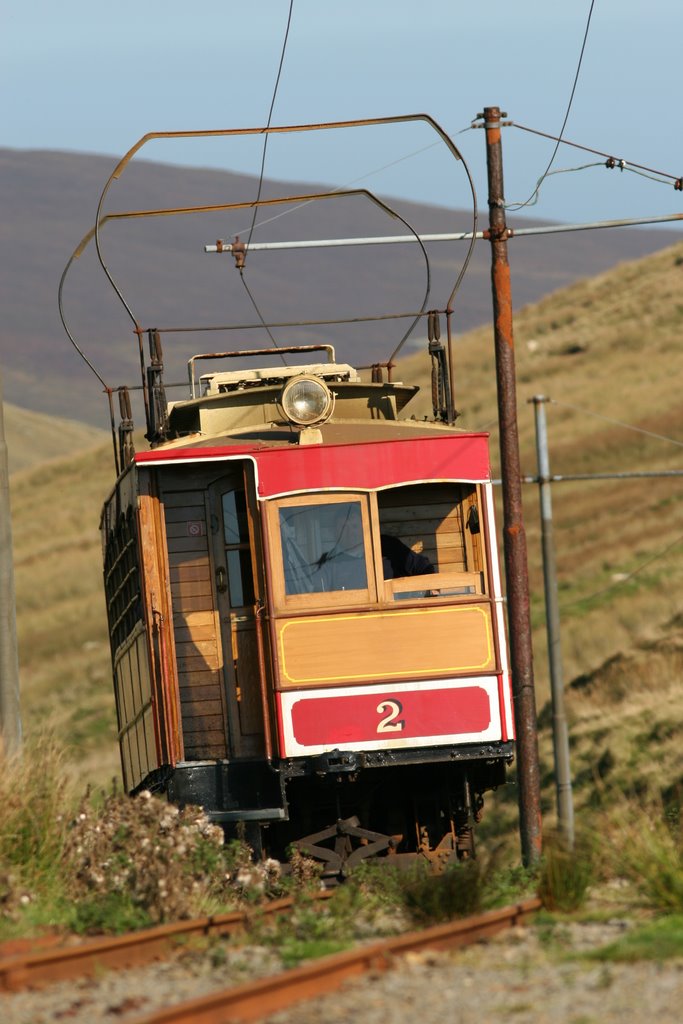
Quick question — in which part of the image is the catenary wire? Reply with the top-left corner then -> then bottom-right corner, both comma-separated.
239,0 -> 295,363
512,121 -> 682,184
224,124 -> 474,240
549,398 -> 683,449
507,0 -> 597,212
559,530 -> 683,612
243,0 -> 295,260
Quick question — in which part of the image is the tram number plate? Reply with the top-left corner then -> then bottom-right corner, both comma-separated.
288,685 -> 492,747
376,699 -> 405,733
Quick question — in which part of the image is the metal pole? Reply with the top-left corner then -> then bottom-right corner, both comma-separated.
203,210 -> 683,254
0,370 -> 22,757
531,396 -> 574,847
482,106 -> 542,866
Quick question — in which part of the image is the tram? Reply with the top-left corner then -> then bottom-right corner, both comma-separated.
61,116 -> 514,873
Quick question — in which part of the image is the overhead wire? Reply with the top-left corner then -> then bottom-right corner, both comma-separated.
548,397 -> 683,449
224,124 -> 474,241
511,121 -> 682,188
238,0 -> 295,363
559,531 -> 683,612
507,0 -> 597,212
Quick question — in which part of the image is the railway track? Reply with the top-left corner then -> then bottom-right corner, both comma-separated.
1,896 -> 541,1021
0,891 -> 334,992
129,898 -> 541,1024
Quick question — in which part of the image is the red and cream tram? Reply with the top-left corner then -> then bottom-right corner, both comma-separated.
63,118 -> 514,872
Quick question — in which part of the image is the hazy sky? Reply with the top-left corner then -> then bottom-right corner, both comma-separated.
3,1 -> 682,229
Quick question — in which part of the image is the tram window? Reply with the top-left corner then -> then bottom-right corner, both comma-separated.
221,490 -> 254,607
222,490 -> 249,544
377,482 -> 485,601
278,501 -> 368,595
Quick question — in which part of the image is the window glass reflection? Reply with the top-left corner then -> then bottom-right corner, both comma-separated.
222,490 -> 249,545
279,502 -> 367,595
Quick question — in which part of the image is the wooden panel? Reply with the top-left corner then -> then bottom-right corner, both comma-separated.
165,521 -> 209,540
165,505 -> 206,523
176,669 -> 222,688
162,489 -> 208,507
122,733 -> 133,793
379,502 -> 457,523
169,555 -> 209,573
170,564 -> 211,584
163,483 -> 229,760
128,720 -> 141,788
171,580 -> 213,601
174,622 -> 216,644
183,728 -> 226,746
137,718 -> 149,781
179,683 -> 223,702
276,603 -> 496,688
172,594 -> 216,614
173,609 -> 214,628
118,651 -> 133,721
184,741 -> 226,759
177,653 -> 220,673
235,629 -> 263,735
175,639 -> 218,660
181,713 -> 225,732
136,633 -> 152,706
167,535 -> 209,555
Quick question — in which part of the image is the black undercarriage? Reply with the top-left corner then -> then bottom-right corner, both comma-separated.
156,742 -> 514,874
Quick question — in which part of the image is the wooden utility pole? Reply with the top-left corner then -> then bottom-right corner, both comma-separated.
481,106 -> 542,865
0,370 -> 22,757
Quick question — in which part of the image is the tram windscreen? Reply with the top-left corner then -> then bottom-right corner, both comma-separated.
278,501 -> 368,595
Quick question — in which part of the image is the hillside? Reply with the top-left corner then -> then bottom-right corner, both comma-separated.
2,401 -> 108,475
0,146 -> 681,430
9,239 -> 683,810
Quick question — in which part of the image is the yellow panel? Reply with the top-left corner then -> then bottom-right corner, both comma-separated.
277,603 -> 496,687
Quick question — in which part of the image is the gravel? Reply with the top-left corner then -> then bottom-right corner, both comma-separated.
3,917 -> 683,1023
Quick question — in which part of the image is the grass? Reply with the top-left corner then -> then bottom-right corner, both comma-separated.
537,831 -> 596,913
586,915 -> 683,962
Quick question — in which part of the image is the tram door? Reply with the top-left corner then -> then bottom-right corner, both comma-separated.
208,470 -> 265,758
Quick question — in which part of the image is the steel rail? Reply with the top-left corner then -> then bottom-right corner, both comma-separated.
0,891 -> 333,992
130,898 -> 542,1024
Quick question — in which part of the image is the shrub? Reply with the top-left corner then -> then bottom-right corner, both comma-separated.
63,790 -> 233,929
400,859 -> 484,924
0,736 -> 73,901
603,792 -> 683,913
537,830 -> 595,912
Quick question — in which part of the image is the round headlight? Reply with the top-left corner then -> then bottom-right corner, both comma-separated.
280,375 -> 334,425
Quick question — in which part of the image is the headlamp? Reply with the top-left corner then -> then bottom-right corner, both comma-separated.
280,375 -> 334,426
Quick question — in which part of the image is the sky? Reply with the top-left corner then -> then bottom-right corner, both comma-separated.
3,1 -> 683,233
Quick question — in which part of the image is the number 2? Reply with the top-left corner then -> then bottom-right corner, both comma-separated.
376,699 -> 405,733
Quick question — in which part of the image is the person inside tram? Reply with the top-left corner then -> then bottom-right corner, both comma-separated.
380,532 -> 434,580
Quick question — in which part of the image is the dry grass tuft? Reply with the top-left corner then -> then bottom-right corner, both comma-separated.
601,791 -> 683,914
